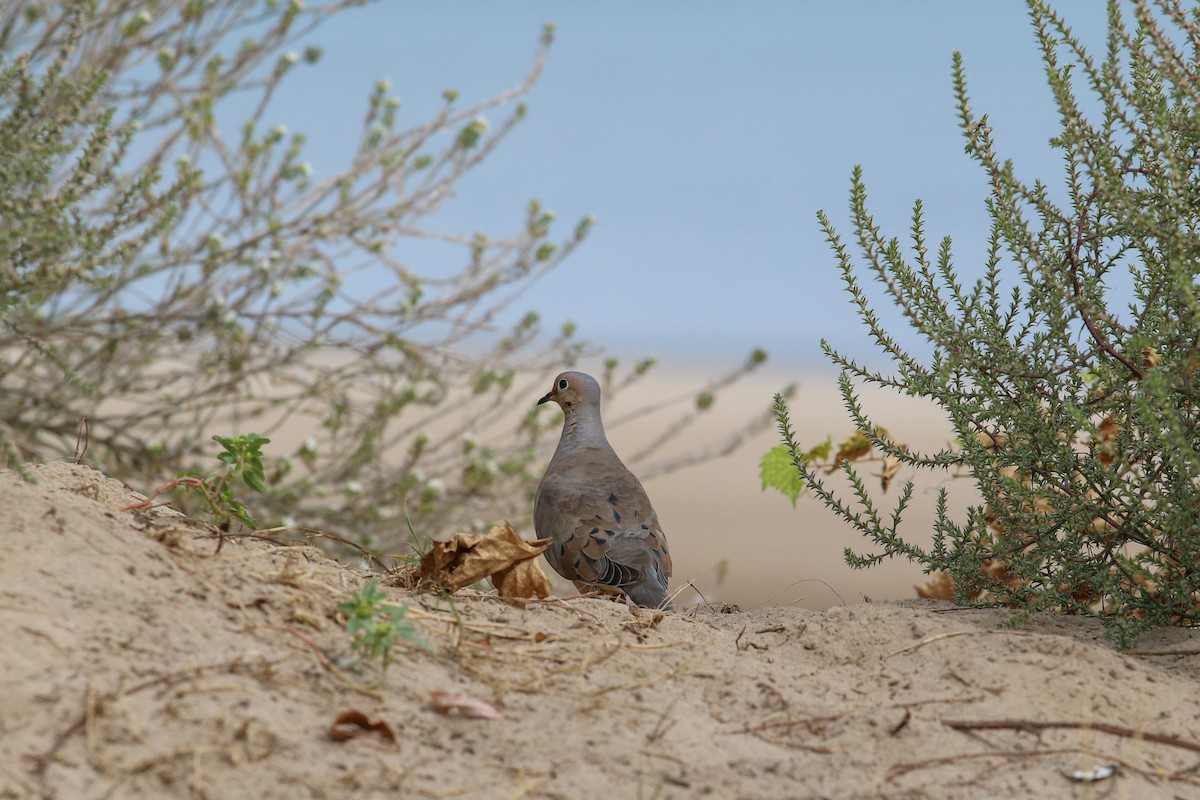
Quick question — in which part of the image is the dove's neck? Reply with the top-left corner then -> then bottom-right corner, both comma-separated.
554,405 -> 615,461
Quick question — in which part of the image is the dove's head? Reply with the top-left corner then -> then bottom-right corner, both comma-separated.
538,371 -> 601,413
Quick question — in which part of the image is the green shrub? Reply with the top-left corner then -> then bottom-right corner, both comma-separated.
773,0 -> 1200,647
0,4 -> 191,470
1,1 -> 771,551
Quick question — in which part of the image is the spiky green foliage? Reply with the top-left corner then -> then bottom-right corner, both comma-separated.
776,0 -> 1200,647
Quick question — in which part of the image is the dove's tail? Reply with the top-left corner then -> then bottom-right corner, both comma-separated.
624,575 -> 672,610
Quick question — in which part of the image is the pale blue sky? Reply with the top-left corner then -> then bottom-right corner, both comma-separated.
275,1 -> 1110,369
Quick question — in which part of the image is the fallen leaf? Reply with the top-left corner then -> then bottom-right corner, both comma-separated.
914,570 -> 955,601
490,554 -> 552,605
429,690 -> 503,719
418,521 -> 551,604
329,710 -> 396,743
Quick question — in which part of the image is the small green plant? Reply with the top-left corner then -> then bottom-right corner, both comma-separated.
179,433 -> 271,529
338,578 -> 428,675
130,433 -> 270,529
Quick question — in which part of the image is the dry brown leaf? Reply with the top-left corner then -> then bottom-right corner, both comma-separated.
428,690 -> 503,719
831,429 -> 873,470
915,570 -> 955,600
975,430 -> 1008,450
880,454 -> 901,493
878,438 -> 908,493
915,557 -> 1026,603
1095,415 -> 1119,465
418,521 -> 551,602
490,552 -> 552,605
329,710 -> 396,743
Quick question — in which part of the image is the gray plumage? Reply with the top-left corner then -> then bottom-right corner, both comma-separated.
534,371 -> 673,609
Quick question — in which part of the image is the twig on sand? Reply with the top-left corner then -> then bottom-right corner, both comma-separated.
887,629 -> 1037,658
942,718 -> 1200,755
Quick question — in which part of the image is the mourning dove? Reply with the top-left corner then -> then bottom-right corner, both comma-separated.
534,371 -> 673,609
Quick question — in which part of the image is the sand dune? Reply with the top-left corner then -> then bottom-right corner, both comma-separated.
6,462 -> 1200,799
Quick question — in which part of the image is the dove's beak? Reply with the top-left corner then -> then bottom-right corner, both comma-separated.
537,390 -> 555,405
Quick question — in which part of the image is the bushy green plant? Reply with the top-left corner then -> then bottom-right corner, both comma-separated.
773,0 -> 1200,646
181,433 -> 271,529
0,3 -> 191,470
0,1 -> 772,551
129,433 -> 270,528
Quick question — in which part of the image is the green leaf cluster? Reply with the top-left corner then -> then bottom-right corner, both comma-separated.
176,433 -> 271,529
214,433 -> 270,494
760,433 -> 831,508
0,5 -> 189,468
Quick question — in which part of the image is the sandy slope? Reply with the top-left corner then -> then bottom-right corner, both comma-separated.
4,462 -> 1200,800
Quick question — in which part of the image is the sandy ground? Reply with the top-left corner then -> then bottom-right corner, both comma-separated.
5,462 -> 1200,799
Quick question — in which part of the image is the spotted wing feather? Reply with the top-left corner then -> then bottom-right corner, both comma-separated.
537,478 -> 672,608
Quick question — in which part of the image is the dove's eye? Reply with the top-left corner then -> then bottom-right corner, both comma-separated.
558,378 -> 569,390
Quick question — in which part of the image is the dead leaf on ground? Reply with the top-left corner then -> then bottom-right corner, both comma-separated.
418,521 -> 552,604
428,690 -> 503,720
915,559 -> 1024,603
329,710 -> 396,743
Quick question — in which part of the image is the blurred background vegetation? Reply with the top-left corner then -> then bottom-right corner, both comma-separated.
0,0 -> 774,553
